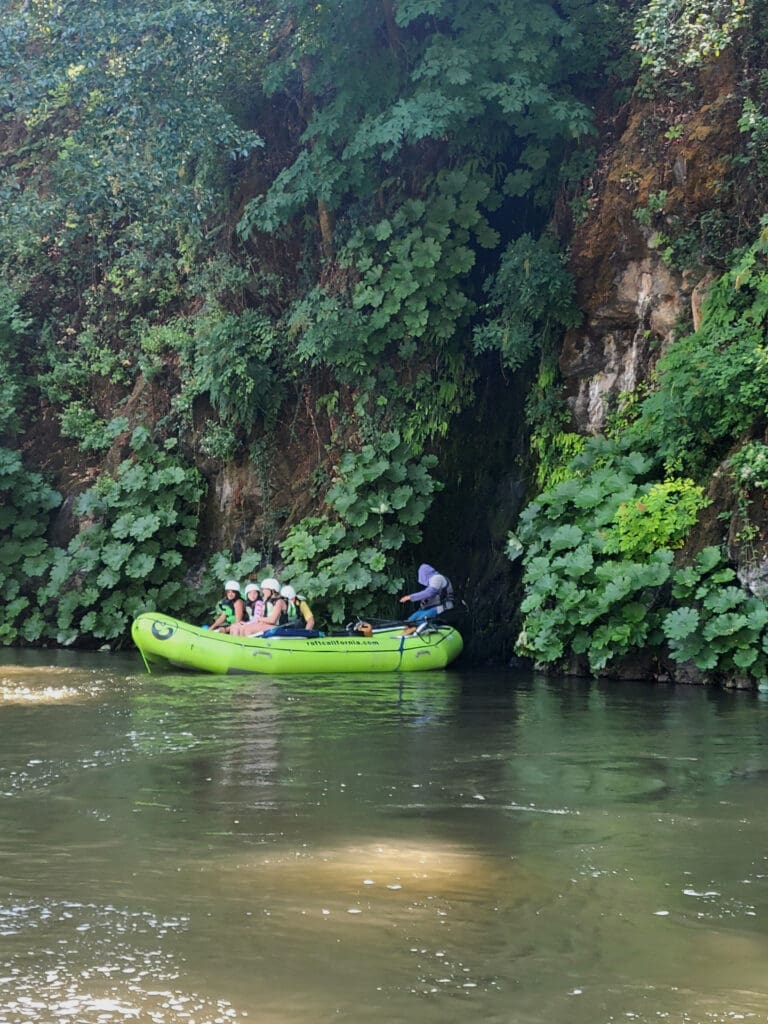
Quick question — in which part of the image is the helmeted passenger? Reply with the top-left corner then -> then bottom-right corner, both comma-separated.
210,580 -> 245,632
244,582 -> 265,621
233,578 -> 287,635
399,564 -> 454,621
230,582 -> 264,637
280,585 -> 315,630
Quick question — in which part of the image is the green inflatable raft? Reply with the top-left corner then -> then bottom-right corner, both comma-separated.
131,612 -> 464,675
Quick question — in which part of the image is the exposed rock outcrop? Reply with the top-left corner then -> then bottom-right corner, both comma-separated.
560,257 -> 683,432
560,54 -> 742,435
551,51 -> 768,686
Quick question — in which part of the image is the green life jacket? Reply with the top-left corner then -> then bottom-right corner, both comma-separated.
217,597 -> 238,624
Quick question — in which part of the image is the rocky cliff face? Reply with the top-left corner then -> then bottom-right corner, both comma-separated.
551,52 -> 768,686
560,55 -> 742,434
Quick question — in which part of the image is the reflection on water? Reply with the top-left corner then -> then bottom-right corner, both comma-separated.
1,650 -> 768,1022
0,665 -> 107,706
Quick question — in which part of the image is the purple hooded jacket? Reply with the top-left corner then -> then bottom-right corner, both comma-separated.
408,563 -> 451,604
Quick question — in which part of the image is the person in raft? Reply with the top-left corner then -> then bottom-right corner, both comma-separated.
210,580 -> 245,632
230,578 -> 286,636
244,582 -> 264,621
280,585 -> 315,630
399,563 -> 454,621
229,581 -> 265,636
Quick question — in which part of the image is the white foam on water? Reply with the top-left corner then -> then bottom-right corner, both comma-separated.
0,898 -> 249,1023
504,803 -> 577,815
0,684 -> 83,703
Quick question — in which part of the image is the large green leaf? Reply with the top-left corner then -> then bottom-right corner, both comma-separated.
663,607 -> 700,641
621,602 -> 647,624
695,547 -> 723,574
125,552 -> 156,579
702,586 -> 748,614
549,524 -> 584,552
693,647 -> 720,671
702,612 -> 749,641
732,647 -> 759,669
101,541 -> 134,572
130,513 -> 162,542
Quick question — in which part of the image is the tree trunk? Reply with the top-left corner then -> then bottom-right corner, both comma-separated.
301,54 -> 335,260
382,0 -> 402,54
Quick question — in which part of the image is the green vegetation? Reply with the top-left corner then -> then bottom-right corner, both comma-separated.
3,0 -> 768,676
633,190 -> 669,227
514,221 -> 768,684
0,285 -> 32,439
0,428 -> 207,646
474,233 -> 582,370
515,437 -> 687,672
512,18 -> 768,681
0,427 -> 269,645
634,0 -> 749,78
630,228 -> 768,475
40,428 -> 206,644
514,431 -> 768,682
0,449 -> 61,644
603,478 -> 710,558
281,432 -> 439,624
663,547 -> 768,676
0,0 -> 632,647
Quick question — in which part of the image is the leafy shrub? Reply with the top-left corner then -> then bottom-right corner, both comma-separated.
630,229 -> 768,475
134,320 -> 193,384
515,437 -> 676,672
473,234 -> 581,370
633,190 -> 668,227
0,0 -> 262,353
199,422 -> 239,462
662,547 -> 768,680
526,360 -> 587,490
195,548 -> 266,625
0,449 -> 61,645
59,407 -> 130,454
514,436 -> 768,683
280,431 -> 439,623
634,0 -> 750,79
602,478 -> 710,558
239,0 -> 605,239
40,428 -> 206,644
190,308 -> 282,429
514,223 -> 768,683
739,96 -> 768,178
729,440 -> 768,491
284,168 -> 499,379
0,285 -> 33,440
725,440 -> 768,551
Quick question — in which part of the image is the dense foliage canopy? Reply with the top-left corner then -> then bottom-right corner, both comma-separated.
0,0 -> 627,643
4,0 -> 768,678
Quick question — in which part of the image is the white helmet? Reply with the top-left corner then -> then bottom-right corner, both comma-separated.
280,585 -> 296,600
224,579 -> 240,592
260,577 -> 280,593
244,582 -> 260,595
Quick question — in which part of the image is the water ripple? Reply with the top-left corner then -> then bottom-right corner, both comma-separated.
0,899 -> 247,1024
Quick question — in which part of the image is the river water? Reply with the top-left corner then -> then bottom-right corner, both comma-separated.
1,650 -> 768,1024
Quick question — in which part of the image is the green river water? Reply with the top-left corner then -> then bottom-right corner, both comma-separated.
1,648 -> 768,1024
